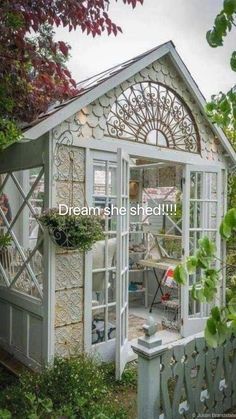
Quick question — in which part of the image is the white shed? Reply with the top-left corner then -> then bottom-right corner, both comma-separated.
0,41 -> 235,378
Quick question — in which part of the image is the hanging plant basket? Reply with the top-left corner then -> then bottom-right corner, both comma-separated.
38,208 -> 104,251
48,226 -> 76,249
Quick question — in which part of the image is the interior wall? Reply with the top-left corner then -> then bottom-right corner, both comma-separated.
129,162 -> 182,331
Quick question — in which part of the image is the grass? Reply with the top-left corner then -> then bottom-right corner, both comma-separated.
103,362 -> 137,419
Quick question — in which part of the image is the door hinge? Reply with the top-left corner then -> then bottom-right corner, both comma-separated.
182,248 -> 185,256
181,318 -> 184,326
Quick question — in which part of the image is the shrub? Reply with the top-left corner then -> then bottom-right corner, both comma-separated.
0,356 -> 127,418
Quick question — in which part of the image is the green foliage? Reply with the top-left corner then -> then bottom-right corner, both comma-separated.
0,119 -> 21,152
0,410 -> 11,419
206,89 -> 236,134
207,0 -> 236,70
23,393 -> 53,419
103,361 -> 137,390
173,264 -> 187,285
174,236 -> 218,302
206,2 -> 236,136
174,207 -> 236,348
0,356 -> 127,418
39,208 -> 104,251
220,208 -> 236,239
0,233 -> 12,249
228,173 -> 236,215
205,307 -> 230,348
0,367 -> 16,392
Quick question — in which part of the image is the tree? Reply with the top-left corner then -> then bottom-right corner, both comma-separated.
0,0 -> 143,150
206,0 -> 236,136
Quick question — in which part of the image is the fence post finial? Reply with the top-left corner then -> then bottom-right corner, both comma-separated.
132,321 -> 165,419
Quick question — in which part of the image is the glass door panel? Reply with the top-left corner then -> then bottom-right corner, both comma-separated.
89,154 -> 118,360
181,165 -> 221,337
116,148 -> 130,379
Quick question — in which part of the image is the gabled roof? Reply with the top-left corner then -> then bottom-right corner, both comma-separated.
23,40 -> 236,163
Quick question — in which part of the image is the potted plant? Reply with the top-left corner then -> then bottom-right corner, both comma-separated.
39,208 -> 104,251
0,233 -> 12,250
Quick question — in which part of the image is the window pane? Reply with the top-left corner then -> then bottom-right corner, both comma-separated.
108,165 -> 117,196
108,270 -> 116,303
91,158 -> 118,346
92,308 -> 105,344
108,306 -> 116,340
93,163 -> 106,195
92,271 -> 106,305
0,168 -> 44,299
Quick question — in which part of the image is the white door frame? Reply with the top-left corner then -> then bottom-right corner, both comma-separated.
181,164 -> 222,337
75,137 -> 226,169
84,144 -> 226,365
116,148 -> 130,379
84,148 -> 118,361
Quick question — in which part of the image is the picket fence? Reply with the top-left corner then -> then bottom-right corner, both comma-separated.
132,331 -> 236,419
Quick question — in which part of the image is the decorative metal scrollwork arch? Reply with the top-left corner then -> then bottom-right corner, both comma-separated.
106,82 -> 201,153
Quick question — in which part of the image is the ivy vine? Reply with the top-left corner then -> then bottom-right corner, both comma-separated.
174,208 -> 236,347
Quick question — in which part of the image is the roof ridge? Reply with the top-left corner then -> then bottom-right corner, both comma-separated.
76,40 -> 174,86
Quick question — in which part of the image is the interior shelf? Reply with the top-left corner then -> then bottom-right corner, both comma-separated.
129,250 -> 146,254
154,233 -> 182,239
129,288 -> 146,293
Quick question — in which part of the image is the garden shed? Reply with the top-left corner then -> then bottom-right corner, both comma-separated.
0,41 -> 235,378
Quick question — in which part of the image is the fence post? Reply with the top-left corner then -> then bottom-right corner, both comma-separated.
131,319 -> 166,419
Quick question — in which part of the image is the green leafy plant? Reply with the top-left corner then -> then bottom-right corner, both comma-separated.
174,208 -> 236,347
0,409 -> 11,419
39,208 -> 104,251
23,393 -> 53,419
0,356 -> 127,418
0,233 -> 12,249
220,207 -> 236,239
103,361 -> 137,390
226,275 -> 236,302
0,119 -> 21,152
207,0 -> 236,70
205,1 -> 236,136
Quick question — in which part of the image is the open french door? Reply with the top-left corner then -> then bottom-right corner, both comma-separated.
116,148 -> 130,379
181,165 -> 222,337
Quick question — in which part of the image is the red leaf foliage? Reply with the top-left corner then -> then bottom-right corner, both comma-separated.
0,0 -> 144,123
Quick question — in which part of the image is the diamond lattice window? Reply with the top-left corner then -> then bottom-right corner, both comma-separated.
106,82 -> 201,153
0,168 -> 45,300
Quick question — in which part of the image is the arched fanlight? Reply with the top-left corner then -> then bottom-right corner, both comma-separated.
106,82 -> 201,154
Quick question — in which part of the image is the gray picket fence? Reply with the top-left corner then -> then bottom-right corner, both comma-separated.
132,331 -> 236,419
